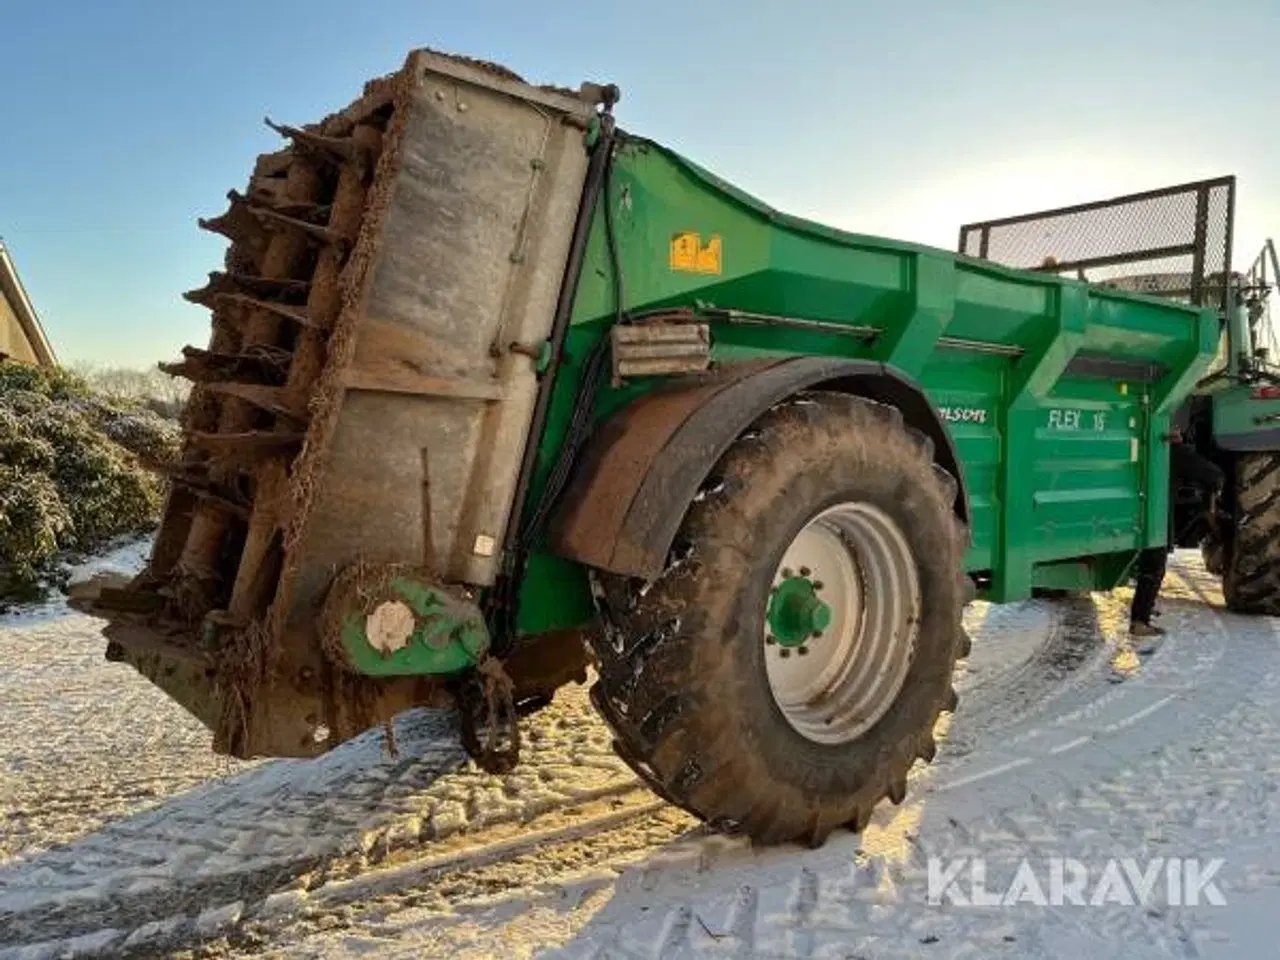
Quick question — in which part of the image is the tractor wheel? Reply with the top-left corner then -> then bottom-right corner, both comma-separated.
588,391 -> 968,846
1223,451 -> 1280,614
1201,537 -> 1226,577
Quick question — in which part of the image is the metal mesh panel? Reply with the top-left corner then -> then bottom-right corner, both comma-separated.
959,177 -> 1236,313
1245,241 -> 1280,366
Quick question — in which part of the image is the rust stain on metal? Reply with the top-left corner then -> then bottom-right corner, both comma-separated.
611,318 -> 710,382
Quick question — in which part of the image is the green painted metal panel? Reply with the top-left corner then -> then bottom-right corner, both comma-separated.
918,349 -> 1005,571
1211,382 -> 1280,442
514,137 -> 1220,634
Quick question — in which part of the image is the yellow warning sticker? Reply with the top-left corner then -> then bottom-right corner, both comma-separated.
670,232 -> 723,275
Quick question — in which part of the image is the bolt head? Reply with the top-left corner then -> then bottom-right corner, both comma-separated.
813,581 -> 824,591
766,635 -> 776,645
812,630 -> 823,639
779,649 -> 791,659
781,567 -> 794,579
797,646 -> 809,656
799,566 -> 812,577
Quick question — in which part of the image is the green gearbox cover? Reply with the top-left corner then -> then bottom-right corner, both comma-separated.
321,565 -> 489,677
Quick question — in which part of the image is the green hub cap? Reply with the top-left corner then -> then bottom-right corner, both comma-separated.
767,575 -> 832,647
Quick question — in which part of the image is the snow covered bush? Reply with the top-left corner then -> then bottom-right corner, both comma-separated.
0,360 -> 181,605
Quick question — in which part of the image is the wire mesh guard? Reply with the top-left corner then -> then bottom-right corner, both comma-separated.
1245,240 -> 1280,366
958,177 -> 1236,314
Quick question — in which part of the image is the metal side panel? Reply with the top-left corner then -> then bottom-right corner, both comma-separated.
285,54 -> 596,625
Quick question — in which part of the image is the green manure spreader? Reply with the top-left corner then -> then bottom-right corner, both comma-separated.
79,49 -> 1274,846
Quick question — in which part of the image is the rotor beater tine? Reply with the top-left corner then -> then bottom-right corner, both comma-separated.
265,116 -> 365,166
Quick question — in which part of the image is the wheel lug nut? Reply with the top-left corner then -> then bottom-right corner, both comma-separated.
813,581 -> 824,590
811,630 -> 822,639
800,566 -> 811,577
781,568 -> 793,578
798,646 -> 809,656
779,649 -> 791,658
766,635 -> 776,645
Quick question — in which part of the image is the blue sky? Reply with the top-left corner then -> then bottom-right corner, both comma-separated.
2,0 -> 1277,366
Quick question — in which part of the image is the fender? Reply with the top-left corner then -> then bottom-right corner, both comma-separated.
549,356 -> 970,581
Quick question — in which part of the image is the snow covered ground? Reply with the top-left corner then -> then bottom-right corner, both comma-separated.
1,550 -> 1278,958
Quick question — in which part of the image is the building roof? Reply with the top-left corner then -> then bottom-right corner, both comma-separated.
0,240 -> 56,367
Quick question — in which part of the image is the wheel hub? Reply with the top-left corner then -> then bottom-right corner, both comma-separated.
767,575 -> 833,647
763,501 -> 921,745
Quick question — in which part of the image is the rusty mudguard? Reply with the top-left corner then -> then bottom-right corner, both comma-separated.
549,356 -> 969,581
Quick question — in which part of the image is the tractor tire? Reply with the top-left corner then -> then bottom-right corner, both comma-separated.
1223,451 -> 1280,614
1201,538 -> 1226,577
588,391 -> 968,846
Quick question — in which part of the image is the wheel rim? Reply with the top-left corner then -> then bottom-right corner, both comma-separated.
764,501 -> 922,745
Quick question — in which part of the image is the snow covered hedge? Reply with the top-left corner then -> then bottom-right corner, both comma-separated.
0,361 -> 181,606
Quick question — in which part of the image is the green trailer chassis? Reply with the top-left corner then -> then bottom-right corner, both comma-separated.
510,132 -> 1219,643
